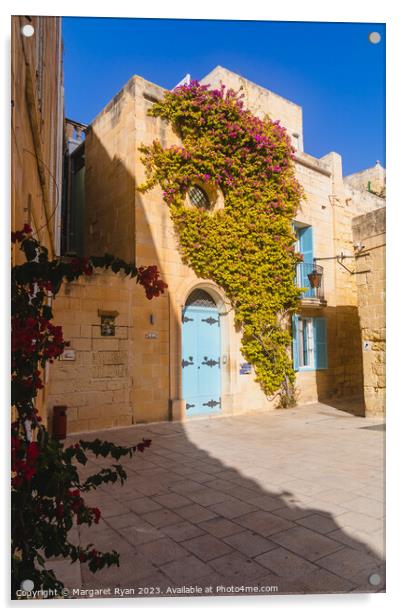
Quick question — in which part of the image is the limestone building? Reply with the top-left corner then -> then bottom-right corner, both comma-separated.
11,15 -> 64,421
48,66 -> 385,432
11,16 -> 64,261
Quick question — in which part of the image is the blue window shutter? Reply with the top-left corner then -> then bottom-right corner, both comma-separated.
299,225 -> 313,264
298,226 -> 313,290
313,317 -> 327,369
292,315 -> 299,371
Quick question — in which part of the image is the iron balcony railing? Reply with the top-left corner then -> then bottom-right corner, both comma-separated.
296,262 -> 325,301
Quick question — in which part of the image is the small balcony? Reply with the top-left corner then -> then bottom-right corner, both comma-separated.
296,262 -> 326,307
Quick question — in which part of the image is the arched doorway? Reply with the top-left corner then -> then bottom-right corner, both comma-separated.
182,289 -> 221,416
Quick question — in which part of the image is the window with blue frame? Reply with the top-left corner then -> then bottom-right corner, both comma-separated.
292,315 -> 328,371
294,224 -> 315,298
295,224 -> 313,266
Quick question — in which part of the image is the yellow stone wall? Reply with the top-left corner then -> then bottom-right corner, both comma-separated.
51,67 -> 385,432
352,208 -> 386,416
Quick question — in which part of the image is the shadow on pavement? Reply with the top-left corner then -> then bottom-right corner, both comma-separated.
49,411 -> 386,599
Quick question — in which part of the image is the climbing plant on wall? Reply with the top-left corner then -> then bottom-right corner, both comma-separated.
139,81 -> 304,404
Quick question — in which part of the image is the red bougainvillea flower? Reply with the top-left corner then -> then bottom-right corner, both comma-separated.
11,224 -> 32,243
137,265 -> 168,300
26,442 -> 40,462
11,438 -> 41,486
91,507 -> 101,524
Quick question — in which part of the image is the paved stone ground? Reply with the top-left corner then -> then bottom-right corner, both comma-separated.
50,403 -> 385,598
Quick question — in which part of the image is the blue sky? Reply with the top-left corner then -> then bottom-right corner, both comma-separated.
62,18 -> 385,176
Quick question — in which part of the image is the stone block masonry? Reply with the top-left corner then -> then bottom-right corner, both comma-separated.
48,271 -> 136,433
352,208 -> 386,416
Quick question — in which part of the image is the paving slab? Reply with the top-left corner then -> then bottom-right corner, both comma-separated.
246,494 -> 287,511
93,499 -> 131,518
208,497 -> 259,519
142,508 -> 184,529
182,534 -> 234,561
198,517 -> 244,538
255,547 -> 319,579
121,523 -> 165,546
334,511 -> 383,534
160,555 -> 214,584
294,568 -> 356,593
136,537 -> 189,565
316,546 -> 382,579
223,530 -> 277,557
170,479 -> 206,494
209,551 -> 269,584
234,510 -> 295,537
162,520 -> 206,542
331,527 -> 385,559
269,525 -> 343,561
296,513 -> 340,534
127,497 -> 162,515
105,512 -> 145,530
153,492 -> 193,509
341,496 -> 385,519
187,488 -> 233,507
175,503 -> 218,523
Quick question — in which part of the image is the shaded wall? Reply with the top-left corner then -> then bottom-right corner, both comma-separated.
11,15 -> 64,258
84,81 -> 137,263
49,271 -> 136,434
12,15 -> 64,424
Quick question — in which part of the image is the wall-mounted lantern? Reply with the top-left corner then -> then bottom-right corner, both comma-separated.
307,268 -> 323,289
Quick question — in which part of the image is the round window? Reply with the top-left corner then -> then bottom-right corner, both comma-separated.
188,185 -> 210,209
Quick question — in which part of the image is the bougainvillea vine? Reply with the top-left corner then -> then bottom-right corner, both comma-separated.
11,226 -> 165,597
139,80 -> 303,403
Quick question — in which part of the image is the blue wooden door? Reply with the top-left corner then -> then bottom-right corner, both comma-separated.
182,303 -> 221,416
